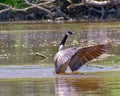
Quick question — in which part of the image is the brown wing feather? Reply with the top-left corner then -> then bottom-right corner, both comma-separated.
69,43 -> 112,71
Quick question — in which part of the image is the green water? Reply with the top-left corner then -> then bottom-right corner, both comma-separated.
0,72 -> 120,96
0,22 -> 120,96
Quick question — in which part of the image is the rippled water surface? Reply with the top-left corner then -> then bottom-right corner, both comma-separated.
0,22 -> 120,96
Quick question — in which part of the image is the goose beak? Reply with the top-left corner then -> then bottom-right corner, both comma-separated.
67,31 -> 75,35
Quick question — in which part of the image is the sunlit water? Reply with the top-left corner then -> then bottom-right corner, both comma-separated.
0,22 -> 120,96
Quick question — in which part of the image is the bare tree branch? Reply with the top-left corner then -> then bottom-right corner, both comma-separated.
68,0 -> 111,9
0,0 -> 120,21
24,0 -> 33,5
85,0 -> 111,7
35,0 -> 39,4
0,8 -> 11,13
24,0 -> 54,19
0,3 -> 11,8
67,3 -> 84,9
0,0 -> 56,19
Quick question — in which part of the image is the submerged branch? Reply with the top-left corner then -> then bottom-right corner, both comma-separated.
86,64 -> 104,69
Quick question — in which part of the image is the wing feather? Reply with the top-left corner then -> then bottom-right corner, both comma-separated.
54,47 -> 79,73
69,43 -> 112,71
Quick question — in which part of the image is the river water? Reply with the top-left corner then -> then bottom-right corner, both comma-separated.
0,22 -> 120,96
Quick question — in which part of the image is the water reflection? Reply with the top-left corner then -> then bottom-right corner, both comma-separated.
0,79 -> 55,96
0,73 -> 120,96
55,75 -> 107,96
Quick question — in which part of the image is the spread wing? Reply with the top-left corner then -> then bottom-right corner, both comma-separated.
54,47 -> 79,73
69,43 -> 112,71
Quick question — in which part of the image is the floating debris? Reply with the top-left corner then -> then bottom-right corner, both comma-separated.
35,53 -> 46,60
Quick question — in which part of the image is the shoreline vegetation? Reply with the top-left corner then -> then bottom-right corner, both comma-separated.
0,0 -> 120,22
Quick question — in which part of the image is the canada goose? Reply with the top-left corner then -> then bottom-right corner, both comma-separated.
54,31 -> 111,74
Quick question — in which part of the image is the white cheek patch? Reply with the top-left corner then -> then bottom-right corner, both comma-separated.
66,32 -> 70,36
59,45 -> 64,51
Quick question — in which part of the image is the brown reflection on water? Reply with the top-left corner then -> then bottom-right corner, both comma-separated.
55,75 -> 107,96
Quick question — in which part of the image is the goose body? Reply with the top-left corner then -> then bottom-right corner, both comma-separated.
54,31 -> 111,74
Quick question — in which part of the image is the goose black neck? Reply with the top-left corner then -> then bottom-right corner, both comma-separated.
60,34 -> 68,46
